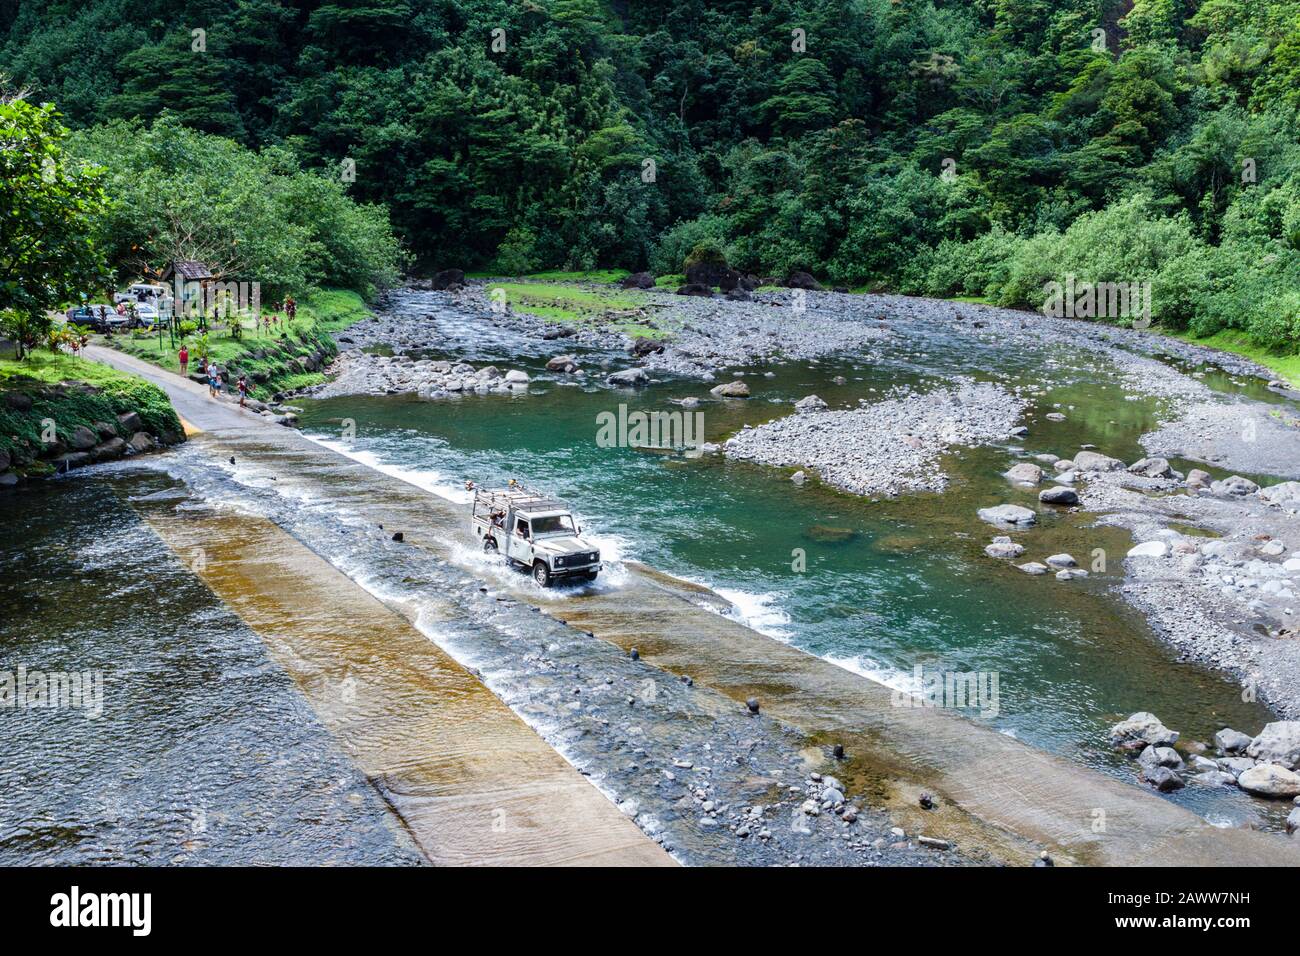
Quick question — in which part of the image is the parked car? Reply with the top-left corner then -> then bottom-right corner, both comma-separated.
80,305 -> 130,333
133,303 -> 160,327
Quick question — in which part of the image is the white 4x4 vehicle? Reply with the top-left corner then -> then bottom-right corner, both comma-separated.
472,486 -> 601,587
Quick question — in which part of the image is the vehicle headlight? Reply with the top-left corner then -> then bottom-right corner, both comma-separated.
554,555 -> 567,567
589,552 -> 599,563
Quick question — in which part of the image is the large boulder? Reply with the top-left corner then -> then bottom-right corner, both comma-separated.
630,337 -> 665,358
1073,450 -> 1125,472
785,271 -> 823,291
546,354 -> 577,372
1004,463 -> 1043,485
1214,727 -> 1253,755
1211,475 -> 1259,497
1186,468 -> 1212,490
1128,457 -> 1172,478
1138,745 -> 1184,771
1236,763 -> 1300,798
985,537 -> 1025,559
685,260 -> 740,290
1039,486 -> 1078,506
1259,481 -> 1300,507
1109,712 -> 1179,748
504,370 -> 530,384
710,381 -> 750,399
68,425 -> 98,451
607,368 -> 649,387
794,394 -> 828,413
620,272 -> 656,289
128,432 -> 156,454
676,283 -> 714,297
1246,721 -> 1300,770
431,268 -> 465,290
1142,766 -> 1185,792
91,437 -> 126,462
1127,541 -> 1168,559
977,504 -> 1036,527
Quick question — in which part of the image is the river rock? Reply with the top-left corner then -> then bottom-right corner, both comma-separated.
1053,459 -> 1075,472
117,411 -> 143,432
1142,766 -> 1184,792
1055,568 -> 1088,580
1237,763 -> 1300,798
1004,463 -> 1043,485
794,394 -> 828,413
1217,756 -> 1256,778
607,368 -> 649,387
1211,475 -> 1260,497
432,268 -> 465,290
1073,450 -> 1125,472
128,432 -> 156,454
978,504 -> 1036,527
1138,745 -> 1184,771
1045,553 -> 1077,568
1127,541 -> 1168,559
1259,481 -> 1300,507
504,370 -> 530,384
546,354 -> 576,372
1192,771 -> 1237,787
1039,486 -> 1078,505
785,271 -> 823,291
984,537 -> 1024,559
1110,712 -> 1179,748
1128,457 -> 1173,478
620,271 -> 655,289
69,425 -> 98,451
710,381 -> 750,398
1288,807 -> 1300,834
1214,728 -> 1253,754
91,437 -> 126,462
1245,721 -> 1300,770
1017,562 -> 1049,575
1186,468 -> 1212,490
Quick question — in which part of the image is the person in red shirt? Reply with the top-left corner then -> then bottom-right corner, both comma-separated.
178,344 -> 189,377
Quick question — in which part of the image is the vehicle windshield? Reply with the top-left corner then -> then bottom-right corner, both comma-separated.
531,514 -> 575,535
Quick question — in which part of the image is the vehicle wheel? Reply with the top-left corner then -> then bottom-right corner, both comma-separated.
579,570 -> 598,583
482,535 -> 498,553
532,561 -> 552,588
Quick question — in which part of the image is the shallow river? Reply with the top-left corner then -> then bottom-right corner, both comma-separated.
295,294 -> 1287,829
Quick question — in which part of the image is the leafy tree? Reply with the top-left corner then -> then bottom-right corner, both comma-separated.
0,96 -> 109,358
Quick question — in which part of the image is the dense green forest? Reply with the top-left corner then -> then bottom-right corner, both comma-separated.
3,0 -> 1299,345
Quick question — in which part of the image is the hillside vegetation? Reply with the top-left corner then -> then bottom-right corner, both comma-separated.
2,0 -> 1299,346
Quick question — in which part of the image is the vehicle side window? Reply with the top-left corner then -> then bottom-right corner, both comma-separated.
515,518 -> 530,538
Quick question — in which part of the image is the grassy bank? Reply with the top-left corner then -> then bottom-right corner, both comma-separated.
1164,328 -> 1300,387
0,351 -> 182,473
104,289 -> 370,396
485,280 -> 666,339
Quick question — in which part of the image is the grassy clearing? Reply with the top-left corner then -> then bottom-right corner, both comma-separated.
485,280 -> 666,338
0,352 -> 182,467
1166,328 -> 1300,386
105,289 -> 370,394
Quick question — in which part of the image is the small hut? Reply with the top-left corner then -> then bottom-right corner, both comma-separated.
158,260 -> 215,318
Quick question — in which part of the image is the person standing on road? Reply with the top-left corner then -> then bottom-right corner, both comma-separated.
208,366 -> 219,398
178,344 -> 189,377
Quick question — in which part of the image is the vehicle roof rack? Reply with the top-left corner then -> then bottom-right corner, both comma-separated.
473,485 -> 569,514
